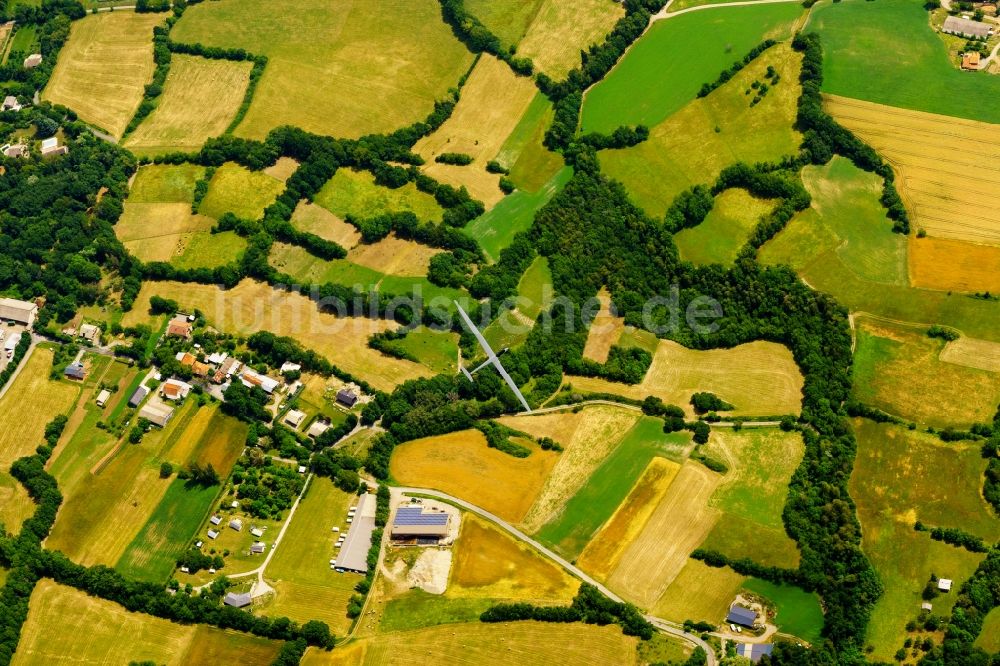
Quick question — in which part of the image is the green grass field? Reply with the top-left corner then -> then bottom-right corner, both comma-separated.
116,478 -> 221,583
975,607 -> 1000,652
128,164 -> 205,203
600,43 -> 802,217
380,589 -> 495,633
314,168 -> 443,223
8,24 -> 37,54
850,419 -> 1000,661
387,326 -> 459,374
760,157 -> 1000,342
674,189 -> 777,266
466,166 -> 572,262
198,162 -> 286,220
535,417 -> 691,558
851,318 -> 1000,428
494,93 -> 564,193
582,3 -> 804,133
810,0 -> 1000,123
173,231 -> 246,270
743,578 -> 824,644
171,0 -> 473,139
483,257 -> 554,351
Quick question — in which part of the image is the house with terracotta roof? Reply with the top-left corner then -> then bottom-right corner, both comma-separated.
962,51 -> 981,70
166,317 -> 192,339
161,379 -> 192,401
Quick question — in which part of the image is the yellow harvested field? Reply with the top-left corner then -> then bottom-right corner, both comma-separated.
302,643 -> 368,666
940,336 -> 1000,373
825,94 -> 1000,245
116,203 -> 216,262
389,429 -> 558,524
359,621 -> 638,666
908,236 -> 1000,293
582,289 -> 624,363
264,157 -> 300,181
348,235 -> 442,276
607,461 -> 722,608
518,0 -> 625,79
653,559 -> 747,624
124,55 -> 251,154
290,202 -> 361,248
43,12 -> 165,138
449,515 -> 577,602
415,55 -> 538,207
567,340 -> 803,417
14,580 -> 279,666
498,405 -> 641,531
577,458 -> 681,581
122,279 -> 429,391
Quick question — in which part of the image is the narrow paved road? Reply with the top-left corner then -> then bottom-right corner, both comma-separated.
396,486 -> 718,665
654,0 -> 805,21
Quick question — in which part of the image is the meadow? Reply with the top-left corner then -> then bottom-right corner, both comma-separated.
198,162 -> 289,220
577,457 -> 680,581
448,515 -> 577,602
566,339 -> 804,418
851,317 -> 1000,427
850,419 -> 1000,660
172,230 -> 246,270
465,166 -> 572,262
653,558 -> 746,624
384,326 -> 458,374
264,477 -> 358,634
42,12 -> 164,137
810,0 -> 1000,123
290,202 -> 362,248
600,43 -> 803,217
482,256 -> 554,350
516,0 -> 624,79
494,92 -> 564,193
698,428 -> 803,568
314,168 -> 443,224
497,405 -> 642,532
674,189 -> 778,266
171,0 -> 473,139
582,3 -> 804,133
115,203 -> 217,263
121,279 -> 429,391
0,347 -> 79,535
582,290 -> 624,363
743,578 -> 824,644
124,55 -> 252,155
388,429 -> 559,524
414,55 -> 538,207
908,236 -> 1000,294
534,417 -> 692,559
465,0 -> 545,48
607,461 -> 722,609
128,163 -> 205,203
13,580 -> 281,666
825,94 -> 1000,245
976,608 -> 1000,652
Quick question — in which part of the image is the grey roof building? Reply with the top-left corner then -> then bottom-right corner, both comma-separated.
943,16 -> 992,38
336,388 -> 358,407
224,592 -> 252,608
64,363 -> 86,380
736,643 -> 774,664
391,506 -> 450,539
335,493 -> 377,573
726,604 -> 758,627
128,385 -> 148,407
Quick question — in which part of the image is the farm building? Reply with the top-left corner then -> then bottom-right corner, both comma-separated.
284,409 -> 306,428
390,505 -> 451,542
0,297 -> 37,326
78,323 -> 100,343
943,16 -> 992,38
23,53 -> 41,68
736,643 -> 773,664
250,527 -> 264,537
166,318 -> 193,339
241,369 -> 279,394
2,95 -> 20,111
207,529 -> 220,539
213,357 -> 242,383
335,493 -> 377,574
64,363 -> 86,381
726,604 -> 758,628
250,542 -> 265,554
40,137 -> 67,158
229,518 -> 243,532
161,379 -> 192,401
336,388 -> 358,407
223,592 -> 252,608
962,51 -> 981,70
208,351 -> 228,364
307,419 -> 329,439
4,333 -> 21,354
127,385 -> 148,407
2,143 -> 26,158
209,515 -> 222,526
938,578 -> 953,592
95,390 -> 110,407
138,399 -> 174,428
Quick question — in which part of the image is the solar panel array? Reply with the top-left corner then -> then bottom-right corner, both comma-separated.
394,507 -> 449,526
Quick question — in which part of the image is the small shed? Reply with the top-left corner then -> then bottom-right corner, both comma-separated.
209,515 -> 222,526
336,388 -> 358,407
307,420 -> 329,439
284,409 -> 306,428
64,363 -> 86,381
921,602 -> 933,612
938,578 -> 953,592
250,527 -> 264,537
1,95 -> 20,112
250,542 -> 265,554
96,389 -> 111,407
128,385 -> 149,408
207,529 -> 220,540
297,465 -> 307,474
224,592 -> 252,608
229,518 -> 243,532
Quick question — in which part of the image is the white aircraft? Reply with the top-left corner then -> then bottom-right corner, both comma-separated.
454,301 -> 532,413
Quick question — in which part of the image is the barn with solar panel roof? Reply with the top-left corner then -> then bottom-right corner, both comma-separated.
390,503 -> 452,544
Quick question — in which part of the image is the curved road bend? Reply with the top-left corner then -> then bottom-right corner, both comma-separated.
396,486 -> 718,666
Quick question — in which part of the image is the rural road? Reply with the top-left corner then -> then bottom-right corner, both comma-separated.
653,0 -> 805,21
396,486 -> 719,665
